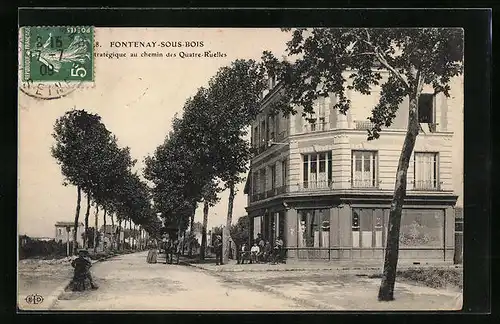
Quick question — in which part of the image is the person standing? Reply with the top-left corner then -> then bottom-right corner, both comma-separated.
214,235 -> 223,265
146,240 -> 158,264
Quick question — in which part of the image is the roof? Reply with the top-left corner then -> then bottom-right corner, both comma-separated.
55,221 -> 83,227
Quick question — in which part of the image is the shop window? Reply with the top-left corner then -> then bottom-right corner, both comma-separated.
399,209 -> 444,248
253,216 -> 263,240
298,209 -> 330,247
352,208 -> 385,248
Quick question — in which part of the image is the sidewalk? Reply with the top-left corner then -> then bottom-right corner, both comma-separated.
18,250 -> 138,310
179,256 -> 463,311
180,256 -> 460,273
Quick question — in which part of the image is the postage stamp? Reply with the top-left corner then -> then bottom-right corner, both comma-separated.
21,26 -> 94,83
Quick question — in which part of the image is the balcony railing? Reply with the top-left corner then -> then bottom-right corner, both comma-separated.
354,120 -> 376,130
413,180 -> 440,190
249,178 -> 446,203
250,185 -> 289,203
351,179 -> 378,188
299,180 -> 333,191
303,122 -> 328,132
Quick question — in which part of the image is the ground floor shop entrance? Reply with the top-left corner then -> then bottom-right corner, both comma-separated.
247,194 -> 458,263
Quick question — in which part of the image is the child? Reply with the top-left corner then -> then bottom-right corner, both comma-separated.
71,249 -> 98,291
250,243 -> 260,264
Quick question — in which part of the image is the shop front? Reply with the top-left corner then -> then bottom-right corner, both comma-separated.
247,194 -> 457,263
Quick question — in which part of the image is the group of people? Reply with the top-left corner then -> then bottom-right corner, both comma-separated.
145,235 -> 182,264
238,234 -> 285,265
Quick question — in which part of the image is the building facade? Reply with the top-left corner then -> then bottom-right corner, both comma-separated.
244,72 -> 461,263
55,221 -> 85,247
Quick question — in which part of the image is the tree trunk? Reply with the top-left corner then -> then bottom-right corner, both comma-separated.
223,182 -> 235,264
200,201 -> 209,260
111,213 -> 115,250
93,205 -> 99,253
118,219 -> 123,250
129,220 -> 132,249
188,211 -> 195,257
103,208 -> 107,250
73,186 -> 82,255
84,194 -> 91,248
378,92 -> 421,301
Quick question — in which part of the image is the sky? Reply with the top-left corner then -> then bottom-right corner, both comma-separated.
18,28 -> 291,238
18,28 -> 463,238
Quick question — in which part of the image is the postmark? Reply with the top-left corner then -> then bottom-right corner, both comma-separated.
19,26 -> 94,100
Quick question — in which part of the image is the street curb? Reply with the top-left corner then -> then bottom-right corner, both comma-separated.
46,251 -> 141,310
179,261 -> 344,310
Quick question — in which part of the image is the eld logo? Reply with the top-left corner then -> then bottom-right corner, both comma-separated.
25,294 -> 44,305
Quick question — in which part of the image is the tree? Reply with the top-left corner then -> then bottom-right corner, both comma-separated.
262,28 -> 463,301
51,109 -> 109,254
230,215 -> 250,248
204,60 -> 267,263
144,95 -> 219,247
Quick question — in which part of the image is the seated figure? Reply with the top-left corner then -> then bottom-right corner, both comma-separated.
261,241 -> 272,263
70,250 -> 98,291
238,243 -> 251,264
250,243 -> 260,264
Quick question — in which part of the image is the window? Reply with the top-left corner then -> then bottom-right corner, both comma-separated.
259,169 -> 266,193
272,212 -> 284,242
455,216 -> 463,232
268,115 -> 276,142
252,171 -> 259,194
269,115 -> 277,142
261,120 -> 266,145
414,152 -> 438,190
253,216 -> 263,239
302,152 -> 333,189
310,119 -> 317,131
319,117 -> 326,131
418,93 -> 435,123
399,209 -> 444,248
253,126 -> 258,148
352,209 -> 384,248
281,160 -> 287,187
352,151 -> 377,188
298,209 -> 330,247
58,228 -> 62,235
270,164 -> 276,190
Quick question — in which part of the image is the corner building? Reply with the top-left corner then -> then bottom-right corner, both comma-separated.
244,72 -> 460,263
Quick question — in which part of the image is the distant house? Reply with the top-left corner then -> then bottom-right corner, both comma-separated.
55,221 -> 84,247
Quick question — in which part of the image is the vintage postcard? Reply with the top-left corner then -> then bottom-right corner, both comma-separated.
18,26 -> 464,311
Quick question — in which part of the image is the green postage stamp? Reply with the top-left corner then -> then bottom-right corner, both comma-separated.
21,26 -> 94,83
